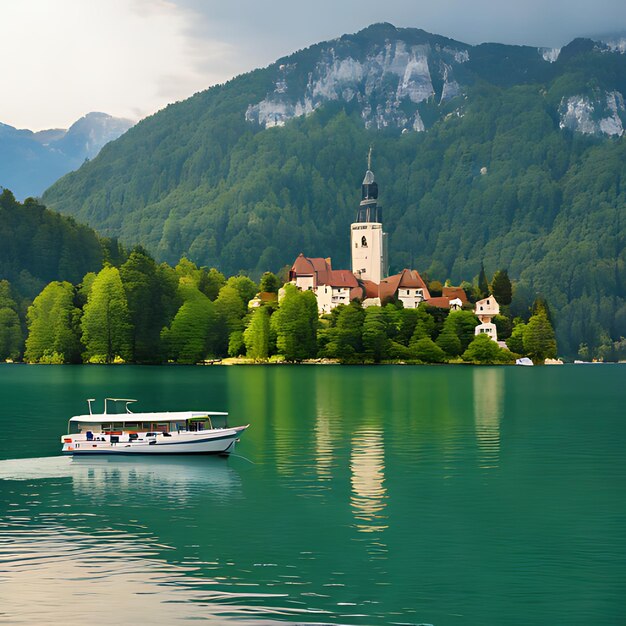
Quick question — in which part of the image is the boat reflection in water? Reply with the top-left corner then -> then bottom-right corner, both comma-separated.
0,455 -> 242,505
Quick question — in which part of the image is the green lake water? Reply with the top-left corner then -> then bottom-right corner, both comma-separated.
0,363 -> 624,625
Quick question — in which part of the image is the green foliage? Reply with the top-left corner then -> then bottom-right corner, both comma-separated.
244,306 -> 270,360
362,306 -> 390,363
436,325 -> 462,356
25,281 -> 82,363
462,334 -> 514,364
412,337 -> 447,363
506,321 -> 527,354
491,269 -> 512,306
523,311 -> 557,362
271,284 -> 318,361
478,263 -> 489,299
226,275 -> 258,306
120,247 -> 167,363
259,272 -> 280,293
0,280 -> 23,360
0,189 -> 117,299
161,286 -> 218,363
446,310 -> 480,351
81,266 -> 132,363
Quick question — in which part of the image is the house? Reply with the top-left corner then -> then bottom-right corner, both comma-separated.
248,291 -> 278,308
289,254 -> 361,314
442,286 -> 468,306
474,295 -> 500,341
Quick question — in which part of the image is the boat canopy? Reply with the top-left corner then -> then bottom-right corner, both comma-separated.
69,411 -> 228,424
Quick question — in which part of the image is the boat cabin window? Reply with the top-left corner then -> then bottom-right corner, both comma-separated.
187,417 -> 213,431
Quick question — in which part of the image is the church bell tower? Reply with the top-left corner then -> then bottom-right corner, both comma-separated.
351,148 -> 388,283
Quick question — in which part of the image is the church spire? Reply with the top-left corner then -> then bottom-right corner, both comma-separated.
358,146 -> 379,222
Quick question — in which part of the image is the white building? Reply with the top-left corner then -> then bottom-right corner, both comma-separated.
474,295 -> 500,341
350,166 -> 388,284
289,254 -> 361,315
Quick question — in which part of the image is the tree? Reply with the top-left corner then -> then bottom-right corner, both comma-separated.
491,269 -> 512,306
463,334 -> 514,364
478,262 -> 489,299
259,272 -> 280,293
0,280 -> 22,361
436,324 -> 462,356
446,310 -> 479,351
362,307 -> 390,362
81,266 -> 132,363
523,311 -> 557,362
226,275 -> 258,307
271,284 -> 318,361
25,281 -> 82,363
244,306 -> 270,360
506,320 -> 527,354
119,247 -> 165,363
412,337 -> 447,363
161,287 -> 218,363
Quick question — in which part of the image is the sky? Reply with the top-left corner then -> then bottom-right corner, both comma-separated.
1,0 -> 625,131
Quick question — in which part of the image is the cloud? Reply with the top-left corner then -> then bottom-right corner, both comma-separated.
1,0 -> 625,130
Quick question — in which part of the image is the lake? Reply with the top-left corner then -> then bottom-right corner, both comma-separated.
0,363 -> 624,625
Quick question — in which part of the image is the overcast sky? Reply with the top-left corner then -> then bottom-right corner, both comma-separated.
2,0 -> 625,130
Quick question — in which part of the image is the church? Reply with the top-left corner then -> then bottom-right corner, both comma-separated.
289,155 -> 466,315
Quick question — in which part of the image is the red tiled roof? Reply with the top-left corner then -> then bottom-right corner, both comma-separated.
379,269 -> 431,301
425,296 -> 451,309
290,254 -> 332,286
325,269 -> 358,288
291,253 -> 315,275
361,279 -> 380,299
442,286 -> 468,304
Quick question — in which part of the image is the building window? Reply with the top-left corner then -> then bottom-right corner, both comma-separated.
361,236 -> 368,247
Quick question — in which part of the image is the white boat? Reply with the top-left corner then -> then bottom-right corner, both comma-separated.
61,398 -> 249,456
515,357 -> 534,366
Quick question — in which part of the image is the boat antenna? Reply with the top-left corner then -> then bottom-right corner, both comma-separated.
87,399 -> 95,415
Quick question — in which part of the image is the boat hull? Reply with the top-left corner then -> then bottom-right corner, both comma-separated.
62,427 -> 246,456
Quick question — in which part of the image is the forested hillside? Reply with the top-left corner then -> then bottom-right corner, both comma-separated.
0,189 -> 124,300
42,24 -> 626,356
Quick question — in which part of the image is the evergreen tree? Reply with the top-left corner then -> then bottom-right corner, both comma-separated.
25,281 -> 82,363
271,284 -> 318,361
81,266 -> 132,363
0,280 -> 22,361
119,247 -> 165,363
491,269 -> 512,306
523,311 -> 557,362
161,287 -> 217,363
436,324 -> 462,356
506,320 -> 527,354
412,337 -> 447,363
244,306 -> 270,360
362,307 -> 390,363
478,262 -> 489,299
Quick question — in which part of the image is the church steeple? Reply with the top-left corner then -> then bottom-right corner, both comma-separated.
357,147 -> 382,223
351,146 -> 388,282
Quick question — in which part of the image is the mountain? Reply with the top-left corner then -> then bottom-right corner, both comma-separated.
0,112 -> 134,199
42,24 -> 626,355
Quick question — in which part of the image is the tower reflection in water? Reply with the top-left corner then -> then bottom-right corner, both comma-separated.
473,368 -> 504,469
350,428 -> 388,534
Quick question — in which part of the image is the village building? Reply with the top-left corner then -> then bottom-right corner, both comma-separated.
288,155 -> 466,316
289,254 -> 361,314
474,295 -> 500,341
